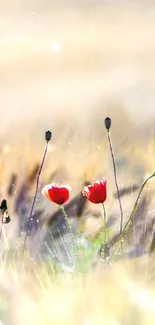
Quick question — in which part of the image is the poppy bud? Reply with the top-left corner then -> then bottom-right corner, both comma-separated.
45,131 -> 52,142
104,117 -> 111,131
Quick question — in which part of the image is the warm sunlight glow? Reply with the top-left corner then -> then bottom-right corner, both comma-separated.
50,41 -> 62,52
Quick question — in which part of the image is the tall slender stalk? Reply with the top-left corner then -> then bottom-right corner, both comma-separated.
21,131 -> 52,260
109,171 -> 155,262
106,129 -> 124,235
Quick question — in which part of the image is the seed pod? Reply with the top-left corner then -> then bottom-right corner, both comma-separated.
104,117 -> 112,131
45,131 -> 52,142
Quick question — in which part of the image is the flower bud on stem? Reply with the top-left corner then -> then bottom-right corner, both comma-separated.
21,131 -> 51,261
105,117 -> 124,237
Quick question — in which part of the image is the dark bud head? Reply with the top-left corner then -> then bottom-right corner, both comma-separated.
104,117 -> 112,131
0,200 -> 7,210
45,131 -> 52,142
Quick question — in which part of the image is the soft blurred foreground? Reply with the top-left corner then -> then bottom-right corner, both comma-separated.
1,256 -> 155,325
0,1 -> 155,324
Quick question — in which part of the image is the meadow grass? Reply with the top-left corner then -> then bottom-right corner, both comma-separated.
0,114 -> 155,324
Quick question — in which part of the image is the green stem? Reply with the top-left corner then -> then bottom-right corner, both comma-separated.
109,172 -> 155,262
100,203 -> 107,260
60,205 -> 77,271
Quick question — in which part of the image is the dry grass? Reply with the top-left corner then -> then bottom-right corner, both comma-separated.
1,254 -> 155,325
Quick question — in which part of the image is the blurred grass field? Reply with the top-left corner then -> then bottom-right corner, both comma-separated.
0,101 -> 154,325
1,1 -> 155,324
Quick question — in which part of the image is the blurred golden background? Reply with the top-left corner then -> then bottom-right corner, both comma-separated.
0,1 -> 155,132
0,4 -> 155,325
0,0 -> 155,230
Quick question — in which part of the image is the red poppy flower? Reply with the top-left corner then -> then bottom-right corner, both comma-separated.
82,180 -> 107,204
42,183 -> 71,205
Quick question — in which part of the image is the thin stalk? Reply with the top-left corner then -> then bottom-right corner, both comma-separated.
60,205 -> 77,271
21,142 -> 49,260
0,220 -> 3,243
100,203 -> 107,260
107,130 -> 124,235
109,172 -> 155,262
